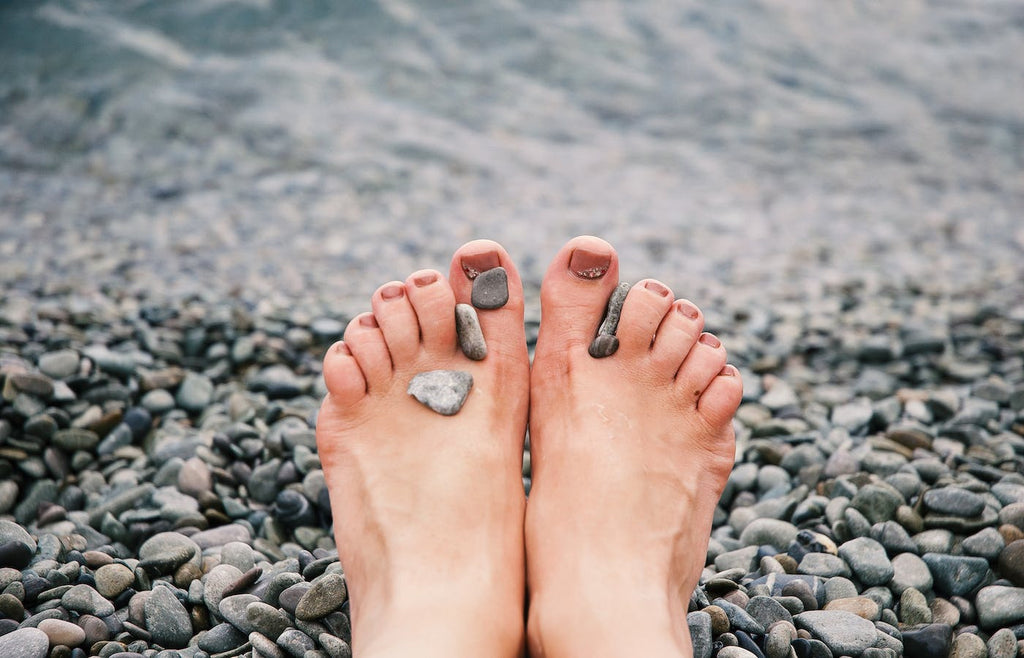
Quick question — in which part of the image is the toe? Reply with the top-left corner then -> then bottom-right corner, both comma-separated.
321,341 -> 368,407
536,236 -> 620,354
371,281 -> 421,367
405,269 -> 457,355
448,239 -> 527,360
343,313 -> 393,391
675,332 -> 728,403
698,364 -> 744,428
649,299 -> 705,377
615,279 -> 675,357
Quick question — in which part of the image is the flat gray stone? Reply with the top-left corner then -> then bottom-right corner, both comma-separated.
922,553 -> 989,596
589,282 -> 630,358
0,627 -> 49,658
245,601 -> 290,641
922,487 -> 986,517
891,552 -> 933,594
199,622 -> 248,653
974,585 -> 1024,629
455,304 -> 487,360
687,611 -> 712,658
798,552 -> 851,578
407,370 -> 473,416
838,537 -> 893,586
219,593 -> 260,632
138,531 -> 200,574
471,266 -> 509,309
0,519 -> 37,552
794,610 -> 877,656
739,518 -> 799,549
145,585 -> 193,649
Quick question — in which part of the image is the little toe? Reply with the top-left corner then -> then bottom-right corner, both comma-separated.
675,332 -> 728,402
698,364 -> 744,428
536,236 -> 620,353
371,281 -> 421,367
448,239 -> 527,360
615,279 -> 675,357
649,299 -> 705,377
321,341 -> 368,407
405,269 -> 457,355
342,312 -> 393,391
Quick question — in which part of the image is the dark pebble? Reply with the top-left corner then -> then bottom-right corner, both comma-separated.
470,266 -> 509,309
902,623 -> 953,658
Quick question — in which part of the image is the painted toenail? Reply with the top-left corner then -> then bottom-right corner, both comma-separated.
334,342 -> 352,355
569,248 -> 611,279
677,302 -> 700,320
359,314 -> 379,328
699,333 -> 721,348
461,251 -> 502,279
642,280 -> 671,297
720,364 -> 738,376
412,272 -> 438,287
381,284 -> 405,300
472,267 -> 509,309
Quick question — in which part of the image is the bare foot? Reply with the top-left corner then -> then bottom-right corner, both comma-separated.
525,236 -> 742,657
316,240 -> 530,657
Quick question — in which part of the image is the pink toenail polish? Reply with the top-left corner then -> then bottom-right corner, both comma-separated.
359,314 -> 379,328
413,272 -> 438,287
461,252 -> 501,279
699,333 -> 721,348
677,302 -> 699,320
381,284 -> 404,300
569,248 -> 610,279
642,280 -> 670,297
720,364 -> 738,376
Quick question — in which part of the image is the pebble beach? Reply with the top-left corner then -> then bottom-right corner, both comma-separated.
1,2 -> 1024,657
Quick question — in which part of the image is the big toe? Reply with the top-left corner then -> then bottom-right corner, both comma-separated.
536,236 -> 621,353
448,239 -> 528,361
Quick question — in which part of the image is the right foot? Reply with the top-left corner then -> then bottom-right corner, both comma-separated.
316,240 -> 530,657
525,236 -> 743,657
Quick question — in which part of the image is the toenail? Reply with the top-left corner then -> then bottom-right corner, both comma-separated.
677,302 -> 700,320
461,251 -> 502,279
699,333 -> 721,348
569,248 -> 611,279
412,272 -> 438,287
642,280 -> 671,297
359,314 -> 379,328
720,364 -> 738,376
334,342 -> 352,355
381,284 -> 405,300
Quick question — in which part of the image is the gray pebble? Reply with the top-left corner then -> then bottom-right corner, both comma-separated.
198,622 -> 247,654
986,627 -> 1018,658
838,537 -> 893,586
249,631 -> 286,658
145,585 -> 192,649
739,519 -> 798,549
687,611 -> 712,658
246,601 -> 291,641
975,585 -> 1024,629
191,523 -> 253,550
890,552 -> 933,594
0,627 -> 49,658
951,632 -> 987,658
61,583 -> 114,617
746,595 -> 793,628
922,487 -> 986,517
37,349 -> 80,379
588,282 -> 630,358
455,304 -> 487,360
794,610 -> 877,657
900,587 -> 932,625
407,370 -> 473,416
713,598 -> 765,635
797,553 -> 851,579
219,593 -> 261,632
962,527 -> 1005,561
921,553 -> 989,597
276,628 -> 315,658
471,266 -> 509,309
138,532 -> 200,574
318,633 -> 352,658
176,372 -> 214,412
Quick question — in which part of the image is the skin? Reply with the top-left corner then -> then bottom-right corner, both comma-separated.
316,237 -> 742,657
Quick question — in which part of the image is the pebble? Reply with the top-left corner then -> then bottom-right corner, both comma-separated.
687,611 -> 713,658
176,373 -> 214,412
588,282 -> 630,358
245,601 -> 291,641
922,553 -> 990,596
144,585 -> 192,649
470,266 -> 509,309
975,586 -> 1024,629
922,487 -> 986,517
739,519 -> 799,549
406,370 -> 473,416
902,623 -> 953,658
986,627 -> 1019,658
900,587 -> 932,625
794,610 -> 877,657
951,632 -> 988,658
454,304 -> 487,361
37,618 -> 87,647
838,537 -> 893,586
95,563 -> 135,599
295,573 -> 347,620
962,527 -> 1006,561
890,552 -> 934,594
998,539 -> 1024,586
0,627 -> 49,658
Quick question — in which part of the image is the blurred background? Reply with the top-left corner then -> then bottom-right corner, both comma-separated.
1,0 -> 1022,326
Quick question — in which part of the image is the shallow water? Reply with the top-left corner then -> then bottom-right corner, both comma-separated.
1,0 -> 1022,316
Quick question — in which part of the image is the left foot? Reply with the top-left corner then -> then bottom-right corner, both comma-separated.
316,240 -> 530,657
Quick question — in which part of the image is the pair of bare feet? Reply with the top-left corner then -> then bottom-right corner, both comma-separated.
315,236 -> 742,657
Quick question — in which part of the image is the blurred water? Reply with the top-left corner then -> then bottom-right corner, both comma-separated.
1,0 -> 1022,316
